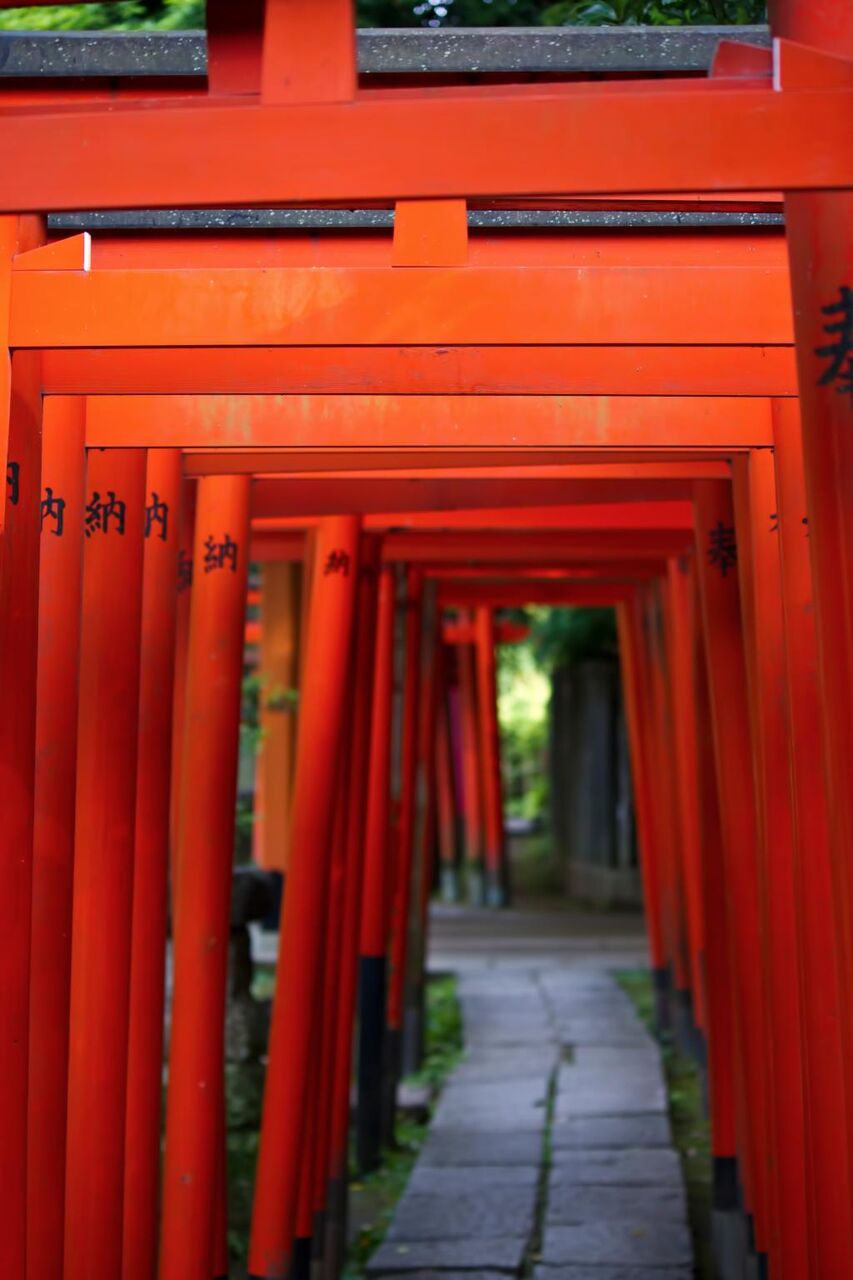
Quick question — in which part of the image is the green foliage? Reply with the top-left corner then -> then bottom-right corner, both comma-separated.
0,1 -> 203,30
0,0 -> 768,30
405,973 -> 465,1091
497,638 -> 550,820
530,606 -> 618,671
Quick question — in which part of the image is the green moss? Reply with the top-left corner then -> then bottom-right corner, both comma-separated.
615,969 -> 713,1280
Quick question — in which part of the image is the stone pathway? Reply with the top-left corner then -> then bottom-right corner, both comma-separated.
367,905 -> 693,1280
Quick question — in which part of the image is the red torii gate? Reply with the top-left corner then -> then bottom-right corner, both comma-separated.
0,4 -> 850,1279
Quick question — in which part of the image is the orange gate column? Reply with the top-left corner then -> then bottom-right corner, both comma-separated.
386,567 -> 424,1099
26,396 -> 86,1280
616,598 -> 666,1010
249,515 -> 361,1280
124,448 -> 183,1280
457,626 -> 485,904
357,558 -> 396,1174
255,561 -> 301,873
769,9 -> 853,1209
159,473 -> 251,1280
693,618 -> 739,1236
474,605 -> 508,907
664,558 -> 707,1046
693,479 -> 770,1270
772,397 -> 853,1273
435,647 -> 460,903
0,344 -> 43,1280
64,446 -> 147,1280
732,448 -> 808,1279
327,538 -> 380,1272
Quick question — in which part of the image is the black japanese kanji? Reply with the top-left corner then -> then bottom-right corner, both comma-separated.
40,486 -> 66,537
816,284 -> 853,402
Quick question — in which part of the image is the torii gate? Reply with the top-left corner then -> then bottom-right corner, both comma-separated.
0,5 -> 850,1280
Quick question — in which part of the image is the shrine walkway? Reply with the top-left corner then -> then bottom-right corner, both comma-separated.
367,905 -> 693,1280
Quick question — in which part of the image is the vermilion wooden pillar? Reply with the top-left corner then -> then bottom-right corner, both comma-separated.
0,342 -> 43,1280
474,606 -> 507,907
26,396 -> 86,1280
386,567 -> 423,1089
616,600 -> 666,985
732,449 -> 807,1278
664,558 -> 707,1037
693,479 -> 770,1265
327,539 -> 380,1273
169,477 -> 195,860
457,627 -> 484,903
123,448 -> 182,1280
693,624 -> 739,1226
159,474 -> 251,1280
770,2 -> 853,1242
64,447 -> 147,1280
357,559 -> 396,1174
642,582 -> 688,1009
250,515 -> 361,1280
435,650 -> 460,903
406,586 -> 441,1073
304,771 -> 352,1279
255,561 -> 301,873
773,398 -> 853,1273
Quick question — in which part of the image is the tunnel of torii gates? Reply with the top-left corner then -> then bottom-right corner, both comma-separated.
0,3 -> 851,1280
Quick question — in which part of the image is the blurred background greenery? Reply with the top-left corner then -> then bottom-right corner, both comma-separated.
0,0 -> 767,32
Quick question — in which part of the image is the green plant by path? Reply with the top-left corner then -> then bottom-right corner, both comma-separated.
616,968 -> 713,1280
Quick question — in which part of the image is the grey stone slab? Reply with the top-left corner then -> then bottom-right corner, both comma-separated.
551,1115 -> 672,1150
552,1024 -> 651,1048
1,26 -> 771,81
388,1187 -> 535,1241
555,1076 -> 666,1118
545,1182 -> 686,1225
430,1100 -> 546,1131
442,1078 -> 549,1110
572,1047 -> 660,1071
407,1164 -> 539,1196
542,1220 -> 692,1268
452,1050 -> 556,1084
419,1128 -> 542,1167
367,1236 -> 526,1275
536,1268 -> 691,1280
550,1148 -> 682,1188
379,1274 -> 514,1280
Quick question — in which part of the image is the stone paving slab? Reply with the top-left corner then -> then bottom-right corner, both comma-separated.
388,1187 -> 536,1241
367,1236 -> 527,1274
541,1221 -> 692,1268
441,1078 -> 550,1109
554,1075 -> 666,1117
378,1273 -> 514,1280
452,1054 -> 556,1084
536,1268 -> 691,1279
407,1165 -> 539,1196
551,1114 -> 672,1149
430,1102 -> 546,1131
546,1183 -> 686,1225
550,1148 -> 682,1187
551,1024 -> 652,1048
571,1046 -> 661,1070
418,1128 -> 543,1166
368,912 -> 691,1280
